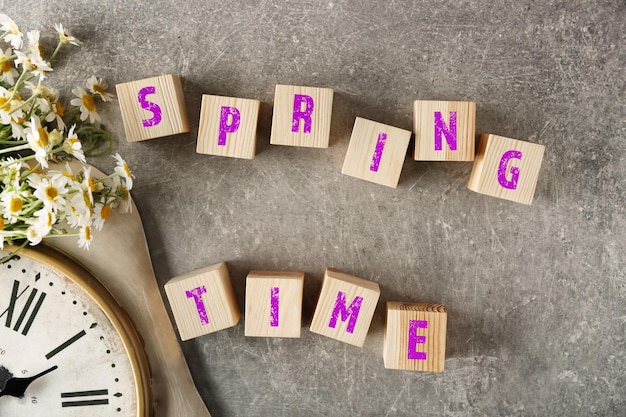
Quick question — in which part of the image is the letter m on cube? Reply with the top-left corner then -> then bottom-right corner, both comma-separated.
310,268 -> 380,347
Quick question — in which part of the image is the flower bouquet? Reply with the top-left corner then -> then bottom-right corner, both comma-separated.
0,14 -> 133,258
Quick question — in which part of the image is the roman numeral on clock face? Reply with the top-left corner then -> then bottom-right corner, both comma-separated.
61,389 -> 110,407
2,280 -> 46,336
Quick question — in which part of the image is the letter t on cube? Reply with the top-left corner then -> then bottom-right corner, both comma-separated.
310,268 -> 380,347
164,262 -> 241,341
383,302 -> 447,372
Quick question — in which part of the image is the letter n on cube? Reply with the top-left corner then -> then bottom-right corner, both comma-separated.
270,84 -> 334,148
196,95 -> 261,159
310,268 -> 380,347
116,74 -> 189,142
468,134 -> 545,205
164,262 -> 241,341
384,302 -> 447,372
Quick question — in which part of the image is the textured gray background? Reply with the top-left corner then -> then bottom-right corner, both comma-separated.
3,0 -> 625,416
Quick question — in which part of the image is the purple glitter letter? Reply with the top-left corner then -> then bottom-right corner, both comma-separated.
292,94 -> 314,133
270,287 -> 279,327
218,106 -> 241,146
185,286 -> 209,325
328,291 -> 363,334
138,86 -> 162,127
434,111 -> 457,151
497,150 -> 523,190
369,132 -> 387,172
407,320 -> 428,360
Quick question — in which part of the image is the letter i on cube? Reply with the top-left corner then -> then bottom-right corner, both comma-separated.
383,302 -> 447,372
310,268 -> 380,347
244,271 -> 304,338
341,117 -> 412,188
270,84 -> 334,148
116,74 -> 189,142
468,134 -> 545,205
164,262 -> 241,341
196,95 -> 261,159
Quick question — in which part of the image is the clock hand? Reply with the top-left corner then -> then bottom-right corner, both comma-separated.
0,365 -> 58,398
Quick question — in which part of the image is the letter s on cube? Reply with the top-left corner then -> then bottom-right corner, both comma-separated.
116,74 -> 189,142
468,134 -> 545,205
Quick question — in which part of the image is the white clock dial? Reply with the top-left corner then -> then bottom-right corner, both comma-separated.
0,247 -> 150,416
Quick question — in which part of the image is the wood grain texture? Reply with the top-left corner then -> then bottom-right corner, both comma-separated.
383,302 -> 447,372
46,162 -> 211,417
413,100 -> 476,161
165,262 -> 241,341
244,270 -> 304,338
270,84 -> 334,148
341,117 -> 411,188
196,95 -> 260,159
468,134 -> 545,205
309,268 -> 380,347
116,74 -> 189,142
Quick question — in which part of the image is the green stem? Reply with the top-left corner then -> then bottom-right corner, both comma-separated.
0,143 -> 30,154
48,40 -> 64,63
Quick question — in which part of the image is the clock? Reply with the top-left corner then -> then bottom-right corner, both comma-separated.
0,244 -> 152,416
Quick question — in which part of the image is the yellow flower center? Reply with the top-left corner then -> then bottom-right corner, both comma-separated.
45,185 -> 58,200
46,212 -> 53,227
0,218 -> 4,230
0,60 -> 10,73
101,205 -> 111,220
123,163 -> 132,178
9,197 -> 23,213
88,177 -> 96,192
84,226 -> 91,241
63,171 -> 76,181
54,102 -> 64,117
82,94 -> 96,112
37,127 -> 49,147
93,84 -> 107,95
0,97 -> 7,107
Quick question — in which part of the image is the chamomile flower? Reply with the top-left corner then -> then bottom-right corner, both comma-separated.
92,201 -> 112,231
15,31 -> 52,79
113,176 -> 132,213
113,153 -> 134,189
1,190 -> 25,223
77,225 -> 92,249
0,47 -> 18,85
53,23 -> 80,46
26,224 -> 45,245
29,206 -> 56,236
62,125 -> 85,163
25,116 -> 52,168
0,14 -> 23,49
28,172 -> 68,213
86,76 -> 114,102
70,86 -> 100,123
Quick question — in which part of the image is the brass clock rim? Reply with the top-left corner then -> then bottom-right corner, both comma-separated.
3,244 -> 153,417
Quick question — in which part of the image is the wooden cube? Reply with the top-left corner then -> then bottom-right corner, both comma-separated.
413,100 -> 476,161
341,117 -> 411,188
383,302 -> 447,372
116,74 -> 189,142
468,134 -> 545,205
244,270 -> 304,338
270,84 -> 334,148
196,95 -> 261,159
164,262 -> 240,341
309,268 -> 380,347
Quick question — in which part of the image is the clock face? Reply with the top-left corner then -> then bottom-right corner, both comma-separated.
0,247 -> 148,416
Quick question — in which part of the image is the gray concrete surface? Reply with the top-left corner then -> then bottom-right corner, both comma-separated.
3,0 -> 625,415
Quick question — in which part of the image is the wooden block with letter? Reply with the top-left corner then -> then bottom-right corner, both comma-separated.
341,117 -> 411,188
468,134 -> 545,205
414,100 -> 476,161
116,74 -> 189,142
309,268 -> 380,347
164,262 -> 240,341
244,270 -> 305,338
196,94 -> 261,159
383,302 -> 447,372
270,84 -> 334,148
